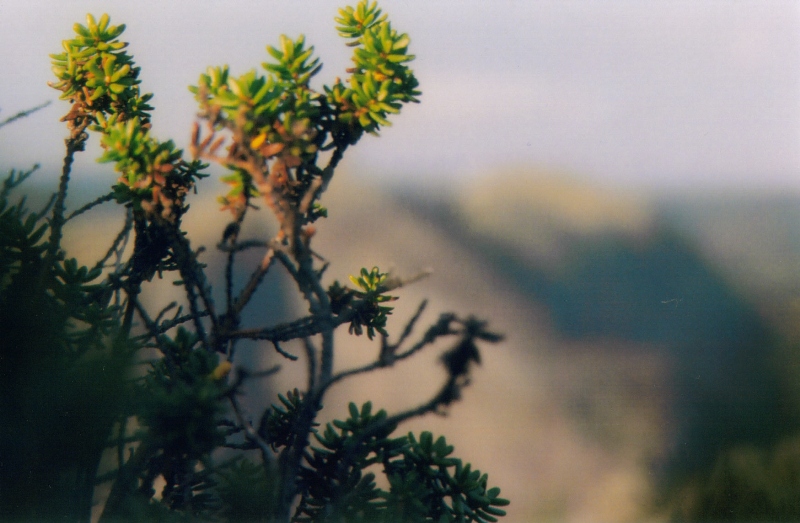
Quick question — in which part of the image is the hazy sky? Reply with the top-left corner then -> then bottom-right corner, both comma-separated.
1,1 -> 798,192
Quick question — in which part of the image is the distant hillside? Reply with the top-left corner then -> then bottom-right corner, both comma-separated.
391,173 -> 800,489
657,193 -> 800,323
457,171 -> 653,266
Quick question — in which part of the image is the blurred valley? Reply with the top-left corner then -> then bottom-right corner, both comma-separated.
42,167 -> 800,522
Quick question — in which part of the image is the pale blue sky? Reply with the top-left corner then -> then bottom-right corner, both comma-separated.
1,1 -> 798,192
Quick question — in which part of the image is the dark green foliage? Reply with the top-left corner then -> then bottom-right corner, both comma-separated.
388,432 -> 509,523
0,167 -> 132,522
294,402 -> 509,523
137,329 -> 227,458
0,168 -> 49,291
260,389 -> 313,451
345,267 -> 397,339
295,402 -> 403,522
216,457 -> 278,522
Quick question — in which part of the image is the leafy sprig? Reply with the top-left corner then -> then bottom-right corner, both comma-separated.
98,119 -> 205,222
190,0 -> 419,220
49,14 -> 152,128
345,266 -> 397,339
264,34 -> 323,88
50,14 -> 204,224
296,402 -> 509,522
329,0 -> 420,134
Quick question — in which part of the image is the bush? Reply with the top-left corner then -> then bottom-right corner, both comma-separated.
0,3 -> 509,521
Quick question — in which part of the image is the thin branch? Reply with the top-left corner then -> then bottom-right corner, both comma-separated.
229,394 -> 274,466
299,176 -> 323,215
182,275 -> 212,348
246,365 -> 283,379
232,246 -> 277,316
274,250 -> 315,309
168,228 -> 218,349
394,312 -> 458,361
382,381 -> 454,427
33,192 -> 57,222
220,208 -> 248,319
99,440 -> 155,522
153,302 -> 179,326
324,308 -> 455,393
142,309 -> 211,338
335,374 -> 466,476
114,208 -> 134,271
318,328 -> 335,391
115,418 -> 128,486
132,298 -> 167,346
92,209 -> 134,273
275,385 -> 322,522
48,127 -> 89,264
323,365 -> 472,511
388,299 -> 428,353
320,144 -> 347,192
271,341 -> 299,361
66,191 -> 115,221
120,294 -> 137,339
217,238 -> 272,253
227,310 -> 352,342
303,337 -> 317,393
0,101 -> 51,130
293,244 -> 335,385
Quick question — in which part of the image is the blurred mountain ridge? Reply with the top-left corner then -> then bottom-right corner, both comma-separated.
385,170 -> 800,510
457,169 -> 655,267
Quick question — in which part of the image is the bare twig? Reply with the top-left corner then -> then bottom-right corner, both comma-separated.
153,302 -> 179,326
33,193 -> 57,222
303,337 -> 318,393
271,341 -> 299,361
299,176 -> 323,215
0,101 -> 51,130
92,209 -> 134,274
246,365 -> 283,379
153,310 -> 211,337
217,238 -> 271,253
220,208 -> 249,317
229,394 -> 274,464
324,309 -> 456,393
388,299 -> 428,353
132,298 -> 169,350
48,125 -> 89,264
293,244 -> 335,385
380,268 -> 433,292
232,246 -> 278,316
66,191 -> 116,221
167,227 -> 218,350
274,250 -> 314,308
228,307 -> 357,343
